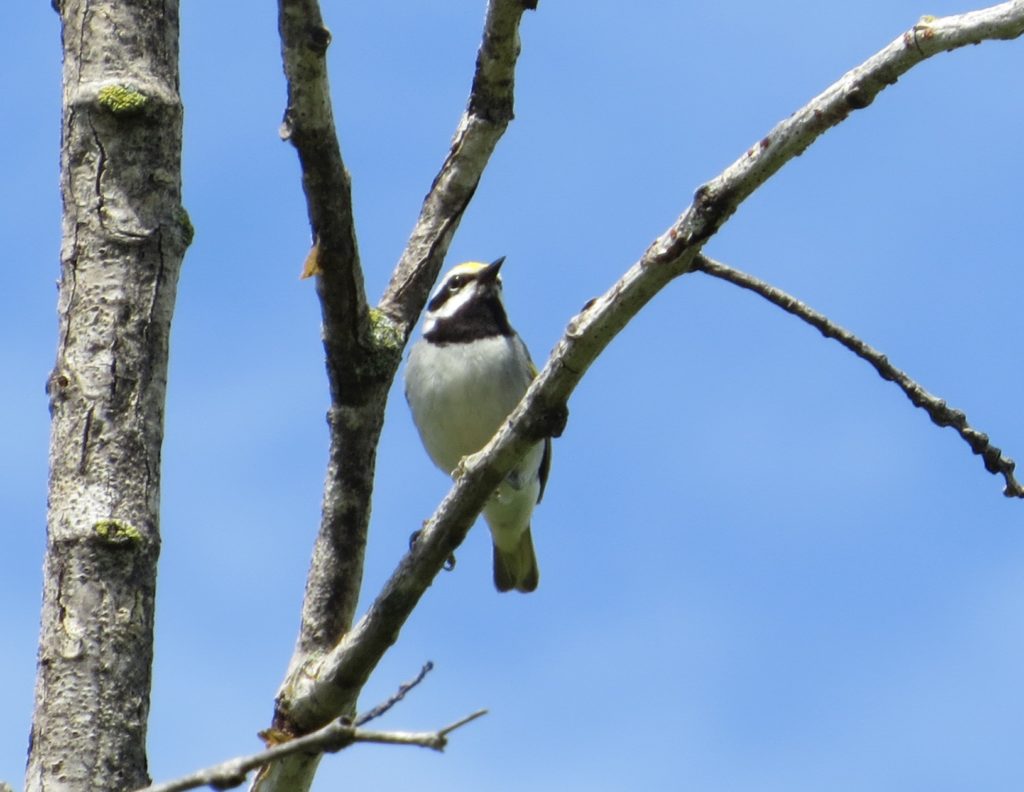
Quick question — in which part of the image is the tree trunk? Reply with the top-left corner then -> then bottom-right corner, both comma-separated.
27,2 -> 189,790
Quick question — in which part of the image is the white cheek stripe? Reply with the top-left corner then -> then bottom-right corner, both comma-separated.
429,282 -> 479,322
423,273 -> 508,338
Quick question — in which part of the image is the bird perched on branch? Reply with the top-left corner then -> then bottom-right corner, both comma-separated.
405,257 -> 550,593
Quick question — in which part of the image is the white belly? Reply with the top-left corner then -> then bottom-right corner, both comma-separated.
405,335 -> 535,474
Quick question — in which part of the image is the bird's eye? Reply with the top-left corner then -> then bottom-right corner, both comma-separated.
448,275 -> 464,290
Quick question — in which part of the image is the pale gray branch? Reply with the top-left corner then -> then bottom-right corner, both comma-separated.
137,708 -> 487,792
694,255 -> 1024,497
377,0 -> 536,337
30,1 -> 189,789
276,0 -> 372,675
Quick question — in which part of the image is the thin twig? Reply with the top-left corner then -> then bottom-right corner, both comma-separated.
694,254 -> 1023,498
355,661 -> 434,727
438,708 -> 489,737
137,703 -> 486,792
355,709 -> 489,750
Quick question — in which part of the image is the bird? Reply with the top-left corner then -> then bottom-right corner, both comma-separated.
404,257 -> 550,592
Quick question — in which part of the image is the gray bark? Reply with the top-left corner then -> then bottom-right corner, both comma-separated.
276,0 -> 373,671
28,1 -> 189,790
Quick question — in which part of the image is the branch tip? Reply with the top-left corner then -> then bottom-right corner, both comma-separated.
439,708 -> 489,737
695,254 -> 1024,499
355,661 -> 436,727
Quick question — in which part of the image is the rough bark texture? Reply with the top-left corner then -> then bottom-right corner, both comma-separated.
28,1 -> 189,790
275,0 -> 383,673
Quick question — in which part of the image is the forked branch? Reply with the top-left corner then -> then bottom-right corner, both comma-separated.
266,8 -> 537,792
138,679 -> 483,792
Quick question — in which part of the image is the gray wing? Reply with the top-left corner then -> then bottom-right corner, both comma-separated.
537,436 -> 551,504
514,333 -> 554,504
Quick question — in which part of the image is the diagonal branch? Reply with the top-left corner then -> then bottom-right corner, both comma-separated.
694,255 -> 1024,497
354,662 -> 434,727
276,0 -> 376,668
377,0 -> 536,338
658,2 -> 1024,264
272,0 -> 1024,733
278,0 -> 367,366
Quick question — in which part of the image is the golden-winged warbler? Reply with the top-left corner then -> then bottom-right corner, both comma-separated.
404,257 -> 549,592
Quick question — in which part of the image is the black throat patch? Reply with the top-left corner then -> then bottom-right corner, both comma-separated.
424,293 -> 514,344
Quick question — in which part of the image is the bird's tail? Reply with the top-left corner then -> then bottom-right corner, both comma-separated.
493,528 -> 539,593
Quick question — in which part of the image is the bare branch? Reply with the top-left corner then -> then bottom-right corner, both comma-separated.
137,707 -> 486,792
354,709 -> 489,750
276,0 -> 378,670
355,662 -> 435,727
378,0 -> 537,337
663,3 -> 1024,261
694,255 -> 1024,498
278,0 -> 367,356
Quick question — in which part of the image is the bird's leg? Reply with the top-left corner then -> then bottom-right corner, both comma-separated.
408,525 -> 457,571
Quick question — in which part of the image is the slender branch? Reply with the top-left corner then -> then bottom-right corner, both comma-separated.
275,0 -> 376,682
657,2 -> 1024,264
694,255 -> 1024,497
355,709 -> 489,749
355,662 -> 434,727
278,0 -> 367,360
137,708 -> 486,792
377,0 -> 536,338
272,1 -> 1024,733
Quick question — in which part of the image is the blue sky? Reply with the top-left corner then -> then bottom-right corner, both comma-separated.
3,1 -> 1024,790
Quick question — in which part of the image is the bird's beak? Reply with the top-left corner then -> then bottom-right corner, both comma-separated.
479,256 -> 505,284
